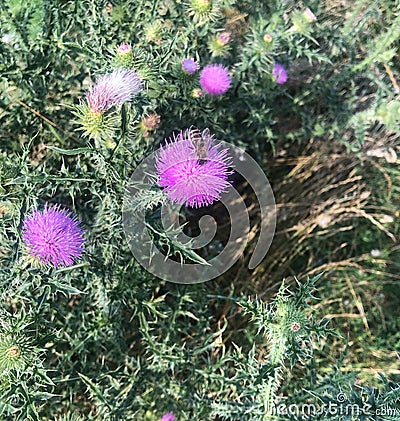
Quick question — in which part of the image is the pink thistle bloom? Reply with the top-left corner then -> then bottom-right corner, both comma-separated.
117,42 -> 132,54
161,412 -> 176,421
263,33 -> 273,43
86,69 -> 142,113
303,8 -> 317,22
199,64 -> 231,95
182,58 -> 199,74
217,31 -> 231,46
155,128 -> 232,208
22,205 -> 85,267
273,63 -> 288,84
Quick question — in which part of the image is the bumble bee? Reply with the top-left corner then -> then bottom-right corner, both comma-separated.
188,127 -> 211,164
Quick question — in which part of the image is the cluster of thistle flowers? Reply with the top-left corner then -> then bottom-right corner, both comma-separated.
182,50 -> 288,91
20,127 -> 234,267
264,8 -> 317,85
181,57 -> 231,97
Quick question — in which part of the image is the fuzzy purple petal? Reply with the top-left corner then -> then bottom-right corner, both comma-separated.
182,58 -> 199,74
199,64 -> 231,95
86,69 -> 142,113
161,412 -> 176,421
22,205 -> 85,267
273,63 -> 288,85
155,129 -> 232,208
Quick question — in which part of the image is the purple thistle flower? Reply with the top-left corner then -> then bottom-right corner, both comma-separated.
22,204 -> 85,267
155,128 -> 232,208
182,58 -> 199,74
161,412 -> 176,421
199,64 -> 231,95
86,69 -> 142,113
273,63 -> 288,85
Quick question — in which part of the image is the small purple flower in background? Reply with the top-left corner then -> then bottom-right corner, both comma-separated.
273,63 -> 288,85
161,412 -> 176,421
182,58 -> 199,75
199,64 -> 231,95
22,205 -> 85,267
86,69 -> 142,113
155,128 -> 232,208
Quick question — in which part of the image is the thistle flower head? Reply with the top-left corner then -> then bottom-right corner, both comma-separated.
192,88 -> 203,98
217,31 -> 231,46
263,33 -> 273,43
273,63 -> 288,84
182,58 -> 199,74
303,8 -> 317,23
161,412 -> 176,421
22,204 -> 85,267
155,128 -> 232,208
117,43 -> 132,54
189,0 -> 212,14
199,64 -> 231,95
86,69 -> 142,113
140,113 -> 161,137
0,335 -> 31,373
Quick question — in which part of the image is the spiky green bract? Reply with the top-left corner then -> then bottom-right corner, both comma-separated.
186,0 -> 220,23
240,274 -> 337,366
0,310 -> 54,419
113,43 -> 135,70
238,274 -> 338,417
72,102 -> 118,146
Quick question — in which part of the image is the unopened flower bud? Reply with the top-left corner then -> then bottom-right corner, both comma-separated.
217,31 -> 231,46
9,346 -> 20,357
141,114 -> 161,132
291,322 -> 300,332
303,8 -> 317,23
263,33 -> 273,43
117,43 -> 132,54
190,0 -> 212,14
191,88 -> 203,98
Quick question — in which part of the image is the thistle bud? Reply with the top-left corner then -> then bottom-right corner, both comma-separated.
291,322 -> 300,332
140,114 -> 161,137
191,88 -> 203,98
117,43 -> 132,54
290,9 -> 317,33
303,8 -> 317,23
209,32 -> 231,57
9,346 -> 20,357
114,43 -> 135,69
144,21 -> 163,45
190,0 -> 212,14
188,0 -> 216,23
263,33 -> 273,43
217,31 -> 231,46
